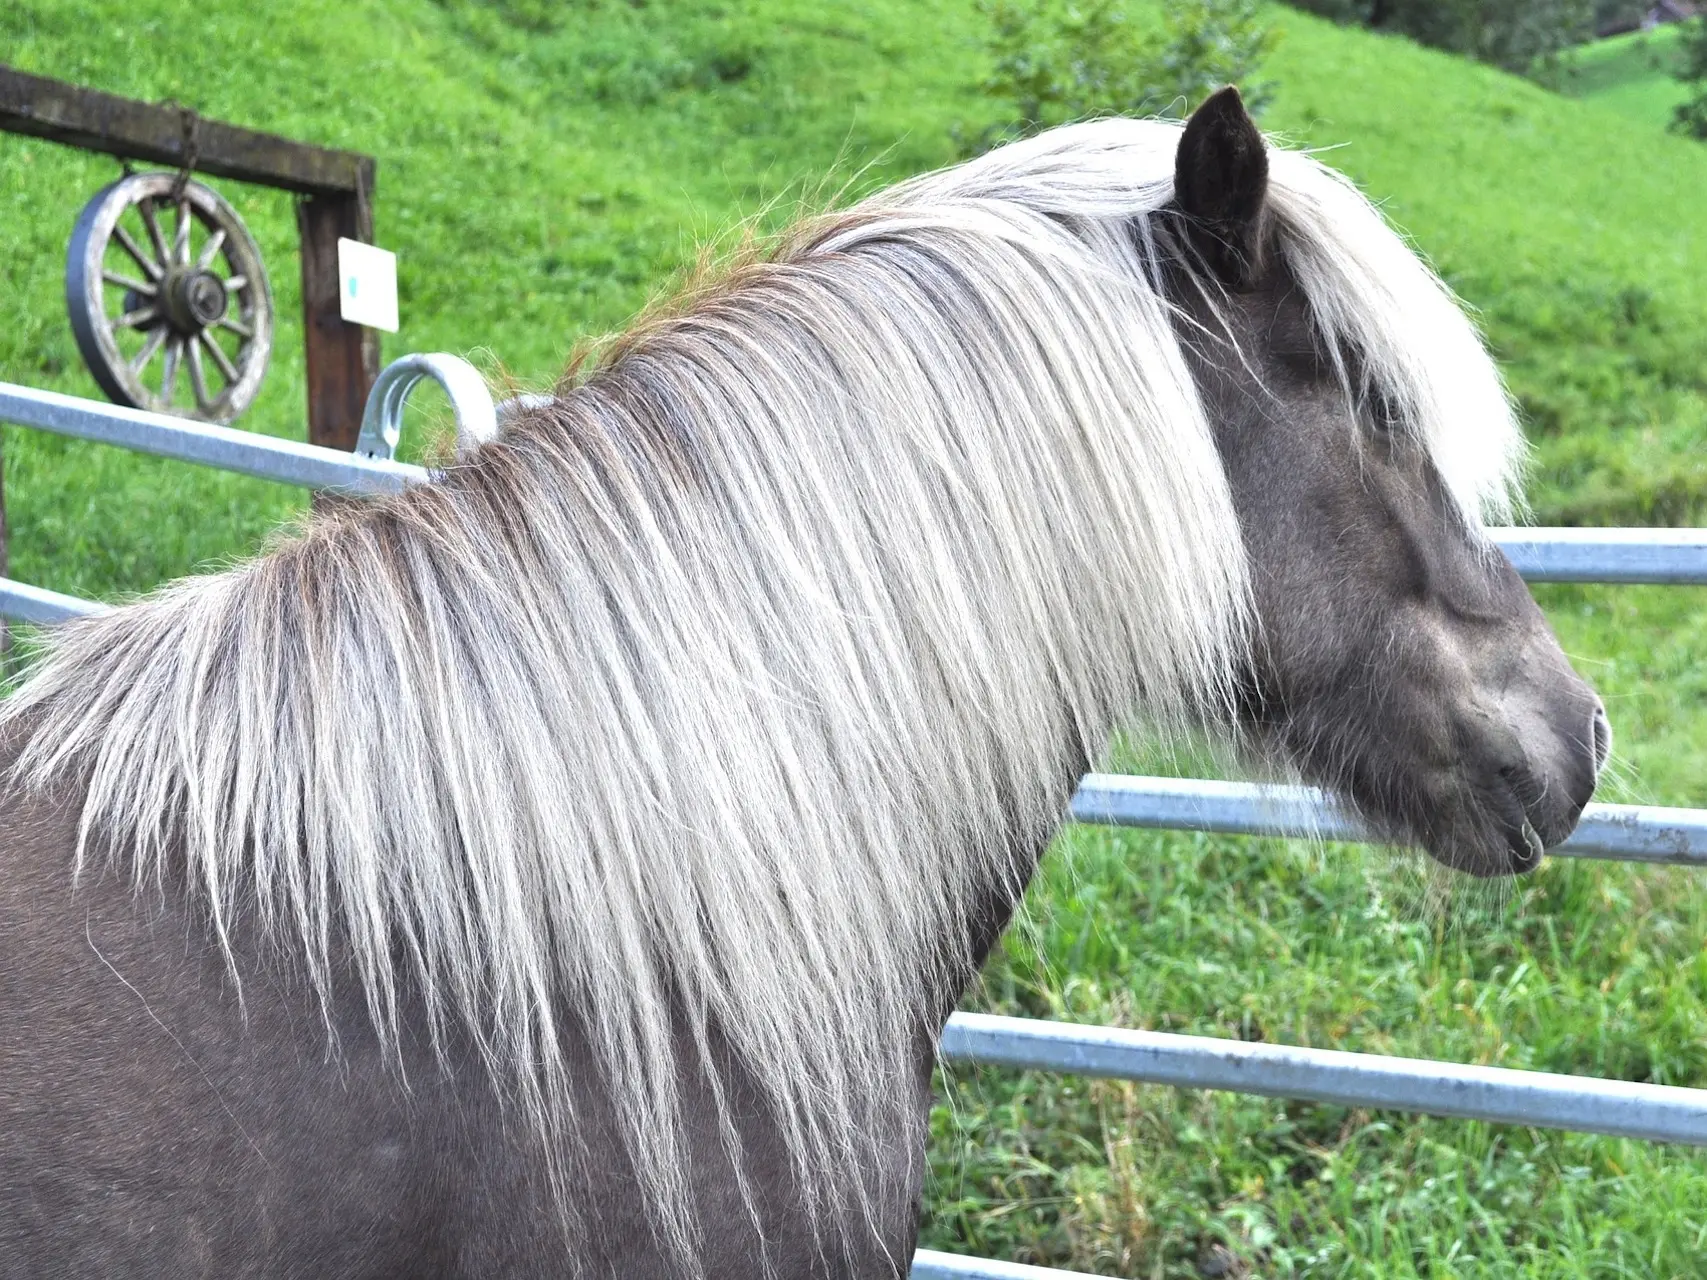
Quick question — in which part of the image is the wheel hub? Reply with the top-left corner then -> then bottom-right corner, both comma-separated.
163,267 -> 229,333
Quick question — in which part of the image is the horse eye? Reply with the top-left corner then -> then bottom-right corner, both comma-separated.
1273,349 -> 1329,380
1366,389 -> 1402,435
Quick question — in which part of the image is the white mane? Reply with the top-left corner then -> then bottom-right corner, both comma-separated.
3,118 -> 1519,1267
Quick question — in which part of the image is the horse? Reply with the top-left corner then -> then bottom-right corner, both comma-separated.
0,88 -> 1607,1277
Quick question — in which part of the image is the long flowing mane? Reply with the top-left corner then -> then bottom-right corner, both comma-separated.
2,118 -> 1519,1266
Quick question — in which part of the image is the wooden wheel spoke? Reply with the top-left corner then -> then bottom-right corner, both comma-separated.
173,199 -> 192,267
129,326 -> 168,373
198,330 -> 240,384
112,305 -> 160,329
196,227 -> 228,270
112,225 -> 164,281
161,336 -> 182,405
186,337 -> 212,409
102,269 -> 156,296
224,274 -> 247,292
218,315 -> 254,340
138,198 -> 171,265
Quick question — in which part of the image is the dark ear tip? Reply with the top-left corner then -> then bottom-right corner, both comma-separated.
1185,86 -> 1255,138
1204,85 -> 1245,113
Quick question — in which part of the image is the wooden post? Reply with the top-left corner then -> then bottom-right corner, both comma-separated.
0,440 -> 8,662
298,169 -> 379,452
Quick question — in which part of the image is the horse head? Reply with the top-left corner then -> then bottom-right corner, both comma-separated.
1170,88 -> 1608,876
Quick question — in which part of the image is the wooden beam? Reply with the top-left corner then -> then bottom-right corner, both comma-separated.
298,192 -> 380,453
0,63 -> 371,197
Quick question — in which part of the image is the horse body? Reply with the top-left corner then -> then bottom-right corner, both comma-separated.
1,92 -> 1607,1275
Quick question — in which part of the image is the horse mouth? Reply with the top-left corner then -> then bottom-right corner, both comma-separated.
1392,807 -> 1557,880
1240,696 -> 1608,879
1483,814 -> 1548,877
1412,758 -> 1596,879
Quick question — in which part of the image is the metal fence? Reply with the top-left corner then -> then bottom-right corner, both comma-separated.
2,364 -> 1705,1280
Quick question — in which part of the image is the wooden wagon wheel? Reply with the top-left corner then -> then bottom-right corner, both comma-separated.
65,172 -> 273,423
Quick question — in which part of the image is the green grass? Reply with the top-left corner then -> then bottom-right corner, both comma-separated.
938,818 -> 1707,1277
1561,24 -> 1691,130
4,2 -> 1707,1275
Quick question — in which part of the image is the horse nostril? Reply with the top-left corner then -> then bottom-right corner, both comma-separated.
1591,702 -> 1612,773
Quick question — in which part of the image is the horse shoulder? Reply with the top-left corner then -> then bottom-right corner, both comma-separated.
0,753 -> 510,1275
0,747 -> 921,1277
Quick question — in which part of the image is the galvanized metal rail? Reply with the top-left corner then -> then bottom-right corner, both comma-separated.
0,380 -> 428,496
0,367 -> 472,623
938,1012 -> 1707,1146
354,353 -> 500,460
912,1251 -> 1090,1280
2,375 -> 1705,620
1072,774 -> 1707,867
918,997 -> 1707,1276
0,577 -> 109,625
916,999 -> 1707,1278
1494,526 -> 1707,585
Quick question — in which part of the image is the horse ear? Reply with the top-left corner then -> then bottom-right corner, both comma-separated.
1173,86 -> 1270,288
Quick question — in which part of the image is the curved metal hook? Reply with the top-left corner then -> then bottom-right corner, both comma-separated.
355,353 -> 499,462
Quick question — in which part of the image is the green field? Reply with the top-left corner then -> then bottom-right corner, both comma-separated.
3,2 -> 1707,1275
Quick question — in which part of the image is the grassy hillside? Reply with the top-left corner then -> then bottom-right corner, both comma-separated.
4,2 -> 1707,1276
0,0 -> 996,596
1565,23 -> 1691,129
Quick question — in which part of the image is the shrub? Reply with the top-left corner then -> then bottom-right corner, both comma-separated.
965,0 -> 1277,153
1284,0 -> 1596,76
1673,16 -> 1707,139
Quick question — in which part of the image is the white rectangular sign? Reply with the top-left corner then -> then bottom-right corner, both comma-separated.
337,237 -> 399,333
